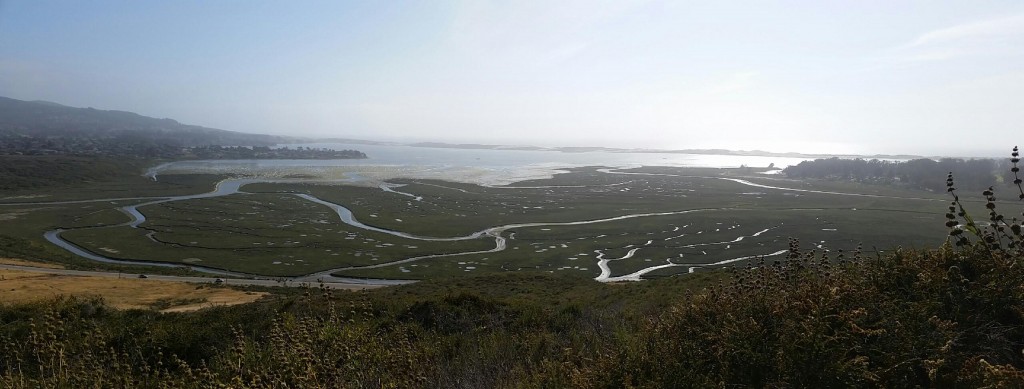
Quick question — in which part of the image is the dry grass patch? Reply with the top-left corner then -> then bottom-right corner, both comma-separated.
0,257 -> 65,269
0,269 -> 266,312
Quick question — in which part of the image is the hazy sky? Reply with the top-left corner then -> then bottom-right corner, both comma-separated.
2,1 -> 1022,156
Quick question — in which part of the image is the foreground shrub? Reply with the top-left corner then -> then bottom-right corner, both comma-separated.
2,247 -> 1022,388
568,243 -> 1024,388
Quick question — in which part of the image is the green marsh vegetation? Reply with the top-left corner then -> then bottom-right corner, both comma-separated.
0,154 -> 228,200
0,172 -> 236,274
0,155 -> 141,192
60,193 -> 493,276
7,165 -> 951,278
0,162 -> 967,279
45,165 -> 951,279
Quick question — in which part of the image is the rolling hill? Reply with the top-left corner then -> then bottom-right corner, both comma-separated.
0,96 -> 288,147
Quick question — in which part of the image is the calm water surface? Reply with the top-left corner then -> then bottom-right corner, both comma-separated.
285,143 -> 811,169
149,143 -> 814,185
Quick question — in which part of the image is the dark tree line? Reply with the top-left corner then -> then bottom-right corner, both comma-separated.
0,134 -> 366,160
783,157 -> 1014,192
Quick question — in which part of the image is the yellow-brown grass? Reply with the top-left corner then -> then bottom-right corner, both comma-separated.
0,257 -> 66,269
0,269 -> 266,312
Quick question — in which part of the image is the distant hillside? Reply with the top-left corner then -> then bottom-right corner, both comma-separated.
0,96 -> 287,148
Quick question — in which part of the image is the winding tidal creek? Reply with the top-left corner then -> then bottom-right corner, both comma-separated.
34,166 -> 938,284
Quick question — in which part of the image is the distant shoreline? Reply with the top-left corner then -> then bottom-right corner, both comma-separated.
310,139 -> 921,160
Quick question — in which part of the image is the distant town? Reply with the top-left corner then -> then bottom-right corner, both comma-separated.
0,134 -> 365,160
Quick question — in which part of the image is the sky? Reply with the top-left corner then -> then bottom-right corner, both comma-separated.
1,1 -> 1022,156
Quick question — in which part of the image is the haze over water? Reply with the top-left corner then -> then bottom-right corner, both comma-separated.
152,143 -> 811,185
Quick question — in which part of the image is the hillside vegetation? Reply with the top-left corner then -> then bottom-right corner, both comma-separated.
1,241 -> 1022,388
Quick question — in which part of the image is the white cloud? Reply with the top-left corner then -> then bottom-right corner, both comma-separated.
906,13 -> 1024,48
892,13 -> 1024,62
444,0 -> 649,67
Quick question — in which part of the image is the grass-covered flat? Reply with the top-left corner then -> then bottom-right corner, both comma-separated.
0,264 -> 266,312
1,164 -> 963,280
59,193 -> 493,276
